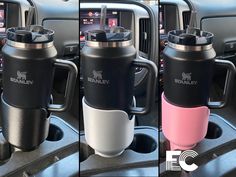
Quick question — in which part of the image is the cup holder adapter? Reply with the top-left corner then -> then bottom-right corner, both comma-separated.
128,133 -> 157,153
0,133 -> 12,166
205,121 -> 222,139
46,124 -> 64,141
79,143 -> 95,162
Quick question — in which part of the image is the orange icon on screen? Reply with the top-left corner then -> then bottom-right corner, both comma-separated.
88,12 -> 93,17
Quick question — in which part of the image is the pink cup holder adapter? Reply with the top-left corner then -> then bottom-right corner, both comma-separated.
162,93 -> 210,150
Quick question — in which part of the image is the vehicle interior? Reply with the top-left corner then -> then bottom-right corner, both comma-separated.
0,0 -> 235,176
0,0 -> 79,176
160,0 -> 236,176
79,1 -> 159,176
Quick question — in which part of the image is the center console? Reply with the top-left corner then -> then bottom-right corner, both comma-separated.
80,126 -> 158,176
160,114 -> 236,177
0,116 -> 79,176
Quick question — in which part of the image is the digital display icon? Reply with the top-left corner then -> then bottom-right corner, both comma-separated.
108,18 -> 118,27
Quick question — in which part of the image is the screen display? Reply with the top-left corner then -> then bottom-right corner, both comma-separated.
159,5 -> 164,34
0,2 -> 6,33
80,10 -> 119,41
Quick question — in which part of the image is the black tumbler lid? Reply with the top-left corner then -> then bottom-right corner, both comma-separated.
7,25 -> 54,43
85,26 -> 132,42
168,28 -> 213,46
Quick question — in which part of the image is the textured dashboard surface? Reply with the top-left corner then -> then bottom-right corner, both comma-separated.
32,0 -> 79,56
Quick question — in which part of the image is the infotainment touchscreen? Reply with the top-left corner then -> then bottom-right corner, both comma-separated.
80,10 -> 119,41
0,2 -> 6,33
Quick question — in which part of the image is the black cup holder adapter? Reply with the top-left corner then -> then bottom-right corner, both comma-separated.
129,133 -> 157,153
205,122 -> 222,139
0,133 -> 12,166
79,143 -> 95,162
46,124 -> 64,141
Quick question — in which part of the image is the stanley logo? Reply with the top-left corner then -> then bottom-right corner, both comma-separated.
10,71 -> 34,85
87,70 -> 109,85
174,72 -> 197,85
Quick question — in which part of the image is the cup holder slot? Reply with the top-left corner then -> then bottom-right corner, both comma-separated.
128,133 -> 157,154
46,124 -> 63,141
205,122 -> 222,139
79,143 -> 94,162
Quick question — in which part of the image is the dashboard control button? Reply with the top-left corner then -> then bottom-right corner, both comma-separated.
225,41 -> 236,52
64,45 -> 78,56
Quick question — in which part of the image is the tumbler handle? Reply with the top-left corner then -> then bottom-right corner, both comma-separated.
129,59 -> 157,115
208,59 -> 235,109
48,59 -> 78,112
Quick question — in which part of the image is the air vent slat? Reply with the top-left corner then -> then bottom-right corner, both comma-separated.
183,11 -> 191,30
25,10 -> 35,25
139,18 -> 151,58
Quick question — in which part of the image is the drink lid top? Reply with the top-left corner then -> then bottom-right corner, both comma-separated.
85,26 -> 132,42
7,25 -> 54,43
168,28 -> 213,46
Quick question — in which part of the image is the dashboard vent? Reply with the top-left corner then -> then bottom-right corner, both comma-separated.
25,11 -> 35,25
182,11 -> 191,29
139,18 -> 151,58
